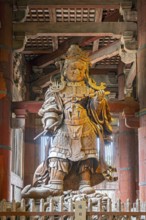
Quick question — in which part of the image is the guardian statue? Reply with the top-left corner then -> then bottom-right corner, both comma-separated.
22,45 -> 117,199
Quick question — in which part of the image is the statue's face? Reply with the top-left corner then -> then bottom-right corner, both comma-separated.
64,60 -> 87,82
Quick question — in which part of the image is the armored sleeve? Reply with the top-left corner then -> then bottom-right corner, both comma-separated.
38,90 -> 63,132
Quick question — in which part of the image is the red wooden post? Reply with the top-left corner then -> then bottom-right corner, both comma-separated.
137,0 -> 146,201
117,115 -> 136,202
0,1 -> 13,200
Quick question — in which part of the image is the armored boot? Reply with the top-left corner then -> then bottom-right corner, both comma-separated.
79,169 -> 95,194
21,168 -> 65,199
21,159 -> 69,199
40,158 -> 69,196
43,167 -> 65,196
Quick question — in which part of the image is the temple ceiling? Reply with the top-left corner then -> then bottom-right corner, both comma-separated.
12,0 -> 137,101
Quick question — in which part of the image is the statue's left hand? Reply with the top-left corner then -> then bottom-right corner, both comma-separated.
96,90 -> 105,102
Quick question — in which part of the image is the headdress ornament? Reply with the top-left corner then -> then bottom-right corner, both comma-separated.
65,45 -> 90,64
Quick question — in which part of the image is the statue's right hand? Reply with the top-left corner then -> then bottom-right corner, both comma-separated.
44,118 -> 57,131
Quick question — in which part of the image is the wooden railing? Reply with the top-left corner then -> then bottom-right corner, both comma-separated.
0,197 -> 146,220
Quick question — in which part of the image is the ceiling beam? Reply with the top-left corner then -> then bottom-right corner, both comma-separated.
31,36 -> 100,67
90,40 -> 121,65
15,0 -> 132,9
12,99 -> 139,114
90,68 -> 117,75
22,48 -> 53,54
13,22 -> 137,38
96,65 -> 118,69
12,101 -> 42,114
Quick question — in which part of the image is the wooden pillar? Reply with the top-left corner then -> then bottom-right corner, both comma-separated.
118,61 -> 125,101
24,114 -> 41,186
24,114 -> 36,186
117,115 -> 136,202
137,0 -> 146,201
0,1 -> 13,200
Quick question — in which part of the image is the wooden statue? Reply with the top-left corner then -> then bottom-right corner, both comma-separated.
22,45 -> 117,199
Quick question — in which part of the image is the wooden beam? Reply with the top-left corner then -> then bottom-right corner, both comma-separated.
12,101 -> 42,114
90,68 -> 117,75
49,8 -> 58,51
92,9 -> 103,68
92,9 -> 103,51
15,0 -> 132,9
22,48 -> 53,54
13,22 -> 137,37
31,36 -> 100,67
79,37 -> 101,47
90,40 -> 121,65
125,116 -> 139,128
126,62 -> 136,89
109,99 -> 139,113
12,99 -> 139,114
95,64 -> 118,69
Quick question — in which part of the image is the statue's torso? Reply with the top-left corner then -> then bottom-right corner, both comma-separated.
59,81 -> 94,124
49,82 -> 97,161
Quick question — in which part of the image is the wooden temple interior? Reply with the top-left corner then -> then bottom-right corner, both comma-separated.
1,0 -> 146,203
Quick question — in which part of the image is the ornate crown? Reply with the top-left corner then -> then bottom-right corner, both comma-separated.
65,45 -> 90,64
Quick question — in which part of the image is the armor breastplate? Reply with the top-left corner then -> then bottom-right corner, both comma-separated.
60,81 -> 94,104
59,82 -> 92,126
64,103 -> 88,126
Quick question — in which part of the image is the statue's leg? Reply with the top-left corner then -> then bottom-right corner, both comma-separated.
44,168 -> 65,195
44,158 -> 69,195
21,158 -> 69,199
78,159 -> 95,194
